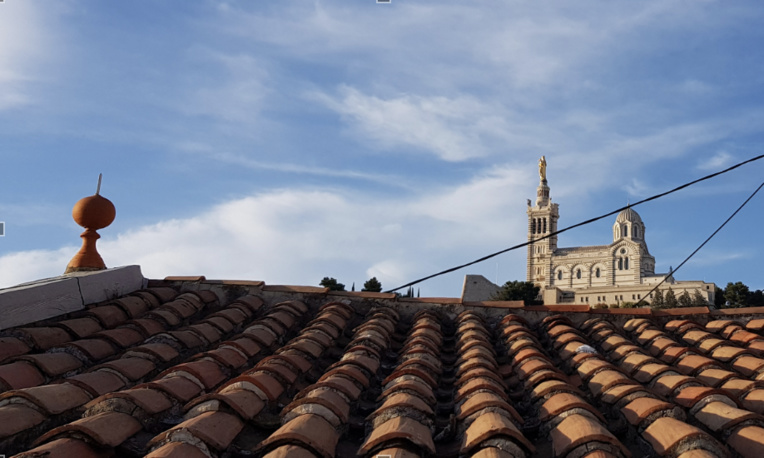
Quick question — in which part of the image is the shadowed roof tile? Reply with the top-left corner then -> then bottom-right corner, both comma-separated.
257,413 -> 340,458
34,411 -> 142,448
15,438 -> 110,458
0,382 -> 92,415
358,416 -> 435,456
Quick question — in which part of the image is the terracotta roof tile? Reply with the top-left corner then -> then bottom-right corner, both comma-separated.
66,370 -> 126,397
646,337 -> 679,357
95,356 -> 156,381
86,305 -> 129,328
661,346 -> 698,364
652,374 -> 699,398
588,370 -> 634,398
695,400 -> 764,433
633,363 -> 678,385
228,337 -> 262,358
257,413 -> 340,458
697,337 -> 726,353
66,338 -> 117,362
0,404 -> 46,439
643,417 -> 726,457
284,387 -> 350,427
621,396 -> 682,429
696,368 -> 737,387
226,371 -> 285,402
94,327 -> 144,348
370,392 -> 434,418
456,377 -> 508,402
539,392 -> 605,423
34,411 -> 142,447
674,386 -> 735,410
0,382 -> 92,415
187,322 -> 223,344
550,414 -> 629,458
600,384 -> 652,408
572,356 -> 611,379
742,388 -> 764,414
16,352 -> 84,378
15,438 -> 109,458
147,309 -> 182,327
676,354 -> 720,376
461,411 -> 535,456
358,416 -> 435,456
243,325 -> 279,348
731,355 -> 764,377
187,386 -> 265,420
262,444 -> 319,458
126,342 -> 179,363
113,295 -> 152,318
145,441 -> 209,458
0,361 -> 45,390
0,336 -> 31,363
161,359 -> 227,390
378,379 -> 435,405
97,387 -> 173,415
15,327 -> 72,351
636,329 -> 665,346
721,378 -> 756,397
457,392 -> 522,424
149,410 -> 243,451
55,318 -> 103,339
139,375 -> 203,402
727,425 -> 764,458
127,318 -> 166,337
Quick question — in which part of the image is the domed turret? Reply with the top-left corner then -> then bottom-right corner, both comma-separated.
613,207 -> 645,242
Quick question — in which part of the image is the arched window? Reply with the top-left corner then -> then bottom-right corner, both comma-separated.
618,258 -> 623,270
543,218 -> 547,233
531,219 -> 536,234
624,225 -> 629,237
634,226 -> 639,238
625,257 -> 629,270
557,270 -> 562,280
576,269 -> 581,279
595,268 -> 601,278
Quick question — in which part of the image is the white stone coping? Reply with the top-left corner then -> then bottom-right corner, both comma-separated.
0,265 -> 145,330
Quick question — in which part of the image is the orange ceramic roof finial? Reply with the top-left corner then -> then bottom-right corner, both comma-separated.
64,174 -> 116,274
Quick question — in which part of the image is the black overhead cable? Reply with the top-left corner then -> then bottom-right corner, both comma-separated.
634,179 -> 764,307
384,153 -> 764,293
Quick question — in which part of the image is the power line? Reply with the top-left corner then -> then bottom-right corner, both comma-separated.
385,153 -> 764,293
634,179 -> 764,307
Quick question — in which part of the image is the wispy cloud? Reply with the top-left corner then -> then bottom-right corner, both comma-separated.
314,87 -> 506,162
0,2 -> 54,111
697,151 -> 733,171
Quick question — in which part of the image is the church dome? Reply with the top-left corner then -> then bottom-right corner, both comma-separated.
615,207 -> 643,225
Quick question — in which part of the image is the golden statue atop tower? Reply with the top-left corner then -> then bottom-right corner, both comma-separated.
539,155 -> 547,182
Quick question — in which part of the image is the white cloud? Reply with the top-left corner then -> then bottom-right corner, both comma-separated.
0,176 -> 531,296
0,2 -> 60,111
697,151 -> 733,171
179,51 -> 270,125
315,86 -> 507,161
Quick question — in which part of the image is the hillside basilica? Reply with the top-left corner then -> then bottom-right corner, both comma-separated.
527,157 -> 716,306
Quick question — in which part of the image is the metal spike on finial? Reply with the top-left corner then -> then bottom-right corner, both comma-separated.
96,173 -> 102,195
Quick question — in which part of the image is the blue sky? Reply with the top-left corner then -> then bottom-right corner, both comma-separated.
1,1 -> 763,297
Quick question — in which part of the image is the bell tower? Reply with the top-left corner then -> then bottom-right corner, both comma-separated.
527,156 -> 559,287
